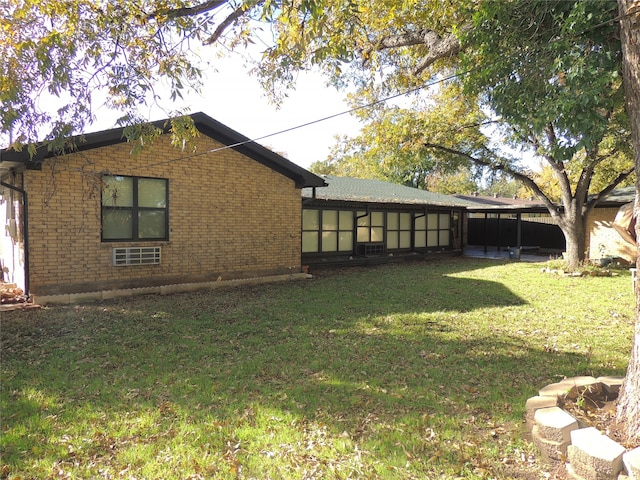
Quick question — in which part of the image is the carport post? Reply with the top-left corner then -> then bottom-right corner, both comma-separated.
483,213 -> 488,253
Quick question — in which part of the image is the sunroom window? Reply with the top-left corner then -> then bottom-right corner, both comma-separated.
357,211 -> 384,243
302,209 -> 354,253
387,212 -> 412,249
415,212 -> 451,248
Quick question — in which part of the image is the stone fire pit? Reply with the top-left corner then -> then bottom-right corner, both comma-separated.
526,376 -> 640,480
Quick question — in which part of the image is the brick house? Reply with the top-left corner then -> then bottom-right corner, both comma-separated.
0,113 -> 325,303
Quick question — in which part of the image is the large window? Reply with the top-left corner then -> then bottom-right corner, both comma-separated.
357,211 -> 384,243
302,209 -> 354,253
428,213 -> 450,247
102,176 -> 168,241
387,212 -> 412,249
415,212 -> 451,248
302,207 -> 454,255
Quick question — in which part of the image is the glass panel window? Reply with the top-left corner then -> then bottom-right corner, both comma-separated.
357,212 -> 371,243
387,211 -> 412,250
339,211 -> 353,230
303,209 -> 355,254
138,210 -> 166,239
399,231 -> 411,248
339,232 -> 353,251
427,231 -> 438,247
427,213 -> 438,229
439,213 -> 450,229
322,231 -> 338,252
400,213 -> 411,230
415,215 -> 426,230
302,232 -> 319,253
303,209 -> 319,230
387,233 -> 399,249
138,178 -> 167,208
102,210 -> 133,240
322,210 -> 338,230
387,212 -> 399,230
439,230 -> 450,246
102,176 -> 133,207
357,211 -> 369,226
102,176 -> 168,241
357,226 -> 370,243
415,231 -> 427,248
371,227 -> 384,242
371,211 -> 384,226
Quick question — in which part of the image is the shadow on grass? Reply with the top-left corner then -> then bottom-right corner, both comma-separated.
1,259 -> 628,478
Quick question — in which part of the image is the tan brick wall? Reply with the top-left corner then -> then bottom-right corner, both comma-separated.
24,134 -> 302,294
587,207 -> 636,263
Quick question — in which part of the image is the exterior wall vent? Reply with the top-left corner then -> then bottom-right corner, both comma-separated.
113,247 -> 161,266
356,243 -> 385,256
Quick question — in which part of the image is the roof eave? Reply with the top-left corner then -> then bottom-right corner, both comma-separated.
0,113 -> 327,188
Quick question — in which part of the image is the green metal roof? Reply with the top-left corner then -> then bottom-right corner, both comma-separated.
302,175 -> 476,207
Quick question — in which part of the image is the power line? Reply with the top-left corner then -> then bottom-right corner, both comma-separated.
130,69 -> 473,171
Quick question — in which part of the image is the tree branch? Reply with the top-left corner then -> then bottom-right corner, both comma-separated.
149,0 -> 229,21
541,123 -> 575,209
414,29 -> 465,74
423,142 -> 560,214
203,2 -> 254,45
374,26 -> 469,75
377,30 -> 442,50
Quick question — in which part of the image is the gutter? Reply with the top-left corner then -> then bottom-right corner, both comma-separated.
0,179 -> 30,297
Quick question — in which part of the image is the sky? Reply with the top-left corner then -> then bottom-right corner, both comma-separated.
198,62 -> 362,169
91,55 -> 363,170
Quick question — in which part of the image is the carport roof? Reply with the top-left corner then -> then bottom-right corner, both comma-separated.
453,193 -> 548,213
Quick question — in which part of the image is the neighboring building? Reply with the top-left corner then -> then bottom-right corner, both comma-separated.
301,175 -> 474,267
586,186 -> 636,263
0,113 -> 325,302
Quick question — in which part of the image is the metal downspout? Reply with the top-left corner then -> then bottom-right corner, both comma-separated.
1,180 -> 30,297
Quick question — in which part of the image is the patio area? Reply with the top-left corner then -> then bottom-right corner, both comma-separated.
463,245 -> 556,262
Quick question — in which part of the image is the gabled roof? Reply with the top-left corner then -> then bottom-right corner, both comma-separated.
302,175 -> 475,207
0,112 -> 326,188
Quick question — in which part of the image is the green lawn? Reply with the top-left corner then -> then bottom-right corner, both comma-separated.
1,258 -> 635,479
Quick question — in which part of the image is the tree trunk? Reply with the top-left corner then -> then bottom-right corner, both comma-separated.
616,0 -> 640,445
557,213 -> 587,269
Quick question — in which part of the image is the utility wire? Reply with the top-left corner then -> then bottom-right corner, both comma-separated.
130,69 -> 474,171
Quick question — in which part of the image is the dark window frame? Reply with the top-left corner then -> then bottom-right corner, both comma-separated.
101,175 -> 169,242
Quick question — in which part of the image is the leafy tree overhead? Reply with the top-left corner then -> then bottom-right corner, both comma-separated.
310,81 -> 487,189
